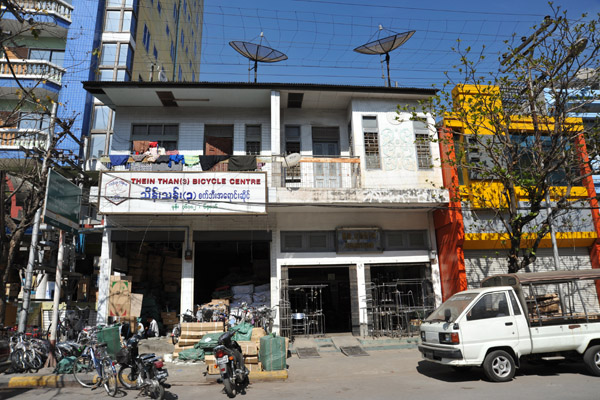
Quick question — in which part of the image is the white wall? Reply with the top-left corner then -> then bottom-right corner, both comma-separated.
350,99 -> 443,190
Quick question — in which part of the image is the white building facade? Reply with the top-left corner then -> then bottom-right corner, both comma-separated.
84,82 -> 448,336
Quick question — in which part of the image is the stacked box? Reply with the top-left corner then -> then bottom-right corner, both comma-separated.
172,344 -> 195,358
173,322 -> 225,358
161,312 -> 178,325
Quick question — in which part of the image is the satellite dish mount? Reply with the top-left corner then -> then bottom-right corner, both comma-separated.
230,32 -> 288,83
354,26 -> 415,87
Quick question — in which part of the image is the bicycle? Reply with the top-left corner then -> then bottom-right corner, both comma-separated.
9,333 -> 50,373
254,305 -> 277,334
47,306 -> 91,341
73,341 -> 118,396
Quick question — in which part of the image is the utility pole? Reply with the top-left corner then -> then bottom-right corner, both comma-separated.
18,102 -> 57,332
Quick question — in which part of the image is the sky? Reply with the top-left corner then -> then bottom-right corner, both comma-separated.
199,0 -> 600,88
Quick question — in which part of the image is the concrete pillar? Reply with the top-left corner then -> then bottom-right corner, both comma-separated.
428,211 -> 443,307
270,228 -> 280,333
180,231 -> 194,318
300,124 -> 312,155
270,91 -> 281,186
97,227 -> 113,325
356,262 -> 369,336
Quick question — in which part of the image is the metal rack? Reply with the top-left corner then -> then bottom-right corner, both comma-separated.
288,284 -> 327,338
279,278 -> 292,339
367,278 -> 434,337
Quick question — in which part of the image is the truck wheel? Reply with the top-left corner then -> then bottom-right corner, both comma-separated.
483,350 -> 515,382
583,345 -> 600,376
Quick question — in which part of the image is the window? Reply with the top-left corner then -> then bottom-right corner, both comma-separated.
246,125 -> 261,155
29,49 -> 65,67
285,125 -> 301,154
166,24 -> 170,36
383,230 -> 428,250
18,112 -> 50,131
153,46 -> 158,60
363,116 -> 380,169
104,11 -> 120,31
131,124 -> 178,151
100,43 -> 117,66
170,41 -> 175,61
178,66 -> 182,81
157,1 -> 161,14
280,231 -> 336,252
173,3 -> 177,19
181,30 -> 184,46
92,105 -> 112,131
98,69 -> 114,81
467,292 -> 510,321
142,24 -> 150,52
90,133 -> 110,158
508,291 -> 522,316
414,121 -> 432,169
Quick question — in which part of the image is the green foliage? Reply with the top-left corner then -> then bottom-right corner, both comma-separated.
403,4 -> 600,273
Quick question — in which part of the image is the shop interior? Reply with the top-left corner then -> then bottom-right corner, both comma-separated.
287,266 -> 352,334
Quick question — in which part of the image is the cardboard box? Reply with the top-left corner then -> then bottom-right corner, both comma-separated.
182,322 -> 224,332
206,363 -> 220,375
130,293 -> 143,317
237,341 -> 258,356
246,362 -> 262,372
210,299 -> 230,306
251,327 -> 266,342
177,338 -> 201,347
110,275 -> 132,283
77,277 -> 90,301
5,283 -> 19,297
204,354 -> 215,363
244,356 -> 259,364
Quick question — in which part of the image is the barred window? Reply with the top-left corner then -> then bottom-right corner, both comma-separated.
246,125 -> 261,155
131,124 -> 178,151
414,121 -> 432,169
363,116 -> 380,169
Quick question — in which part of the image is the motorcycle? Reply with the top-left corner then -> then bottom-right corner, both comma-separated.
171,309 -> 199,345
214,331 -> 249,398
116,334 -> 170,400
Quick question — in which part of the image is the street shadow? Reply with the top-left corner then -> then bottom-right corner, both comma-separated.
416,360 -> 483,383
417,359 -> 591,382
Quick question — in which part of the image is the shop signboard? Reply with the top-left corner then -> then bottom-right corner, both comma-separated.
98,171 -> 267,215
336,228 -> 382,253
43,169 -> 81,233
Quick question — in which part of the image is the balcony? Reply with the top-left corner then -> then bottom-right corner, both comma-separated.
0,59 -> 66,88
0,129 -> 47,150
280,157 -> 361,189
12,0 -> 73,23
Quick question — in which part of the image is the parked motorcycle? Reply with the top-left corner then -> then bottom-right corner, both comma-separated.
117,334 -> 170,400
214,331 -> 249,398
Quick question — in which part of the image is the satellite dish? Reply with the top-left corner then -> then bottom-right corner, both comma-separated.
354,26 -> 415,87
230,32 -> 288,83
284,153 -> 301,168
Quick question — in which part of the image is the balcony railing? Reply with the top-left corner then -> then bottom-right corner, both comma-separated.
0,129 -> 47,149
91,155 -> 363,189
0,59 -> 66,86
14,0 -> 73,22
281,157 -> 361,189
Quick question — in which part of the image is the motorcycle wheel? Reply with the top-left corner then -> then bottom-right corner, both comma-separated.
118,364 -> 140,389
223,377 -> 237,398
147,380 -> 165,400
171,326 -> 180,345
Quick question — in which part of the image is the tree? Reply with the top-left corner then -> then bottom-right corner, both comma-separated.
0,1 -> 80,324
406,5 -> 600,274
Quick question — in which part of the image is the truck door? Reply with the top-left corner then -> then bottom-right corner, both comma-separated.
460,291 -> 526,363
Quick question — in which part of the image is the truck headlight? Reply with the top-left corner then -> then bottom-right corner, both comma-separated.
420,330 -> 426,342
439,332 -> 460,344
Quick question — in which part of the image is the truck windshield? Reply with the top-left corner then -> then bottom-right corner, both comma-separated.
425,292 -> 479,322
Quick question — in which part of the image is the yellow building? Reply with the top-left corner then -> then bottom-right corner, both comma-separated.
434,84 -> 600,301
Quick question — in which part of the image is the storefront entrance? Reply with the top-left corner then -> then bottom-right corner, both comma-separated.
286,266 -> 353,334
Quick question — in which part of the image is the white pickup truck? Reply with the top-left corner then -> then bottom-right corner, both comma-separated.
418,269 -> 600,382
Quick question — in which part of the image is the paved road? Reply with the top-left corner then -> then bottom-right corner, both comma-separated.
2,349 -> 600,399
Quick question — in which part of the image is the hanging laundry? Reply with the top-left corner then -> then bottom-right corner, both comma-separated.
149,141 -> 158,147
133,140 -> 150,154
199,155 -> 230,171
109,155 -> 130,166
168,155 -> 185,167
183,155 -> 200,166
228,156 -> 257,171
155,155 -> 170,164
132,154 -> 147,162
166,150 -> 180,155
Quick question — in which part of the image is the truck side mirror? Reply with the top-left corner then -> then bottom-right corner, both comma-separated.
444,309 -> 452,322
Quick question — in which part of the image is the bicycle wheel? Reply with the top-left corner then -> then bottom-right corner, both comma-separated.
118,364 -> 140,389
10,349 -> 26,372
102,358 -> 118,397
73,355 -> 99,388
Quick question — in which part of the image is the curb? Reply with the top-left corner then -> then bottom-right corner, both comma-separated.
0,374 -> 82,389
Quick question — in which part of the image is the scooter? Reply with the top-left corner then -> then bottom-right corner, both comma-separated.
117,334 -> 170,400
213,331 -> 249,398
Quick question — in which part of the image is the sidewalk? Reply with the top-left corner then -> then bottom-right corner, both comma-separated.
0,334 -> 418,389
